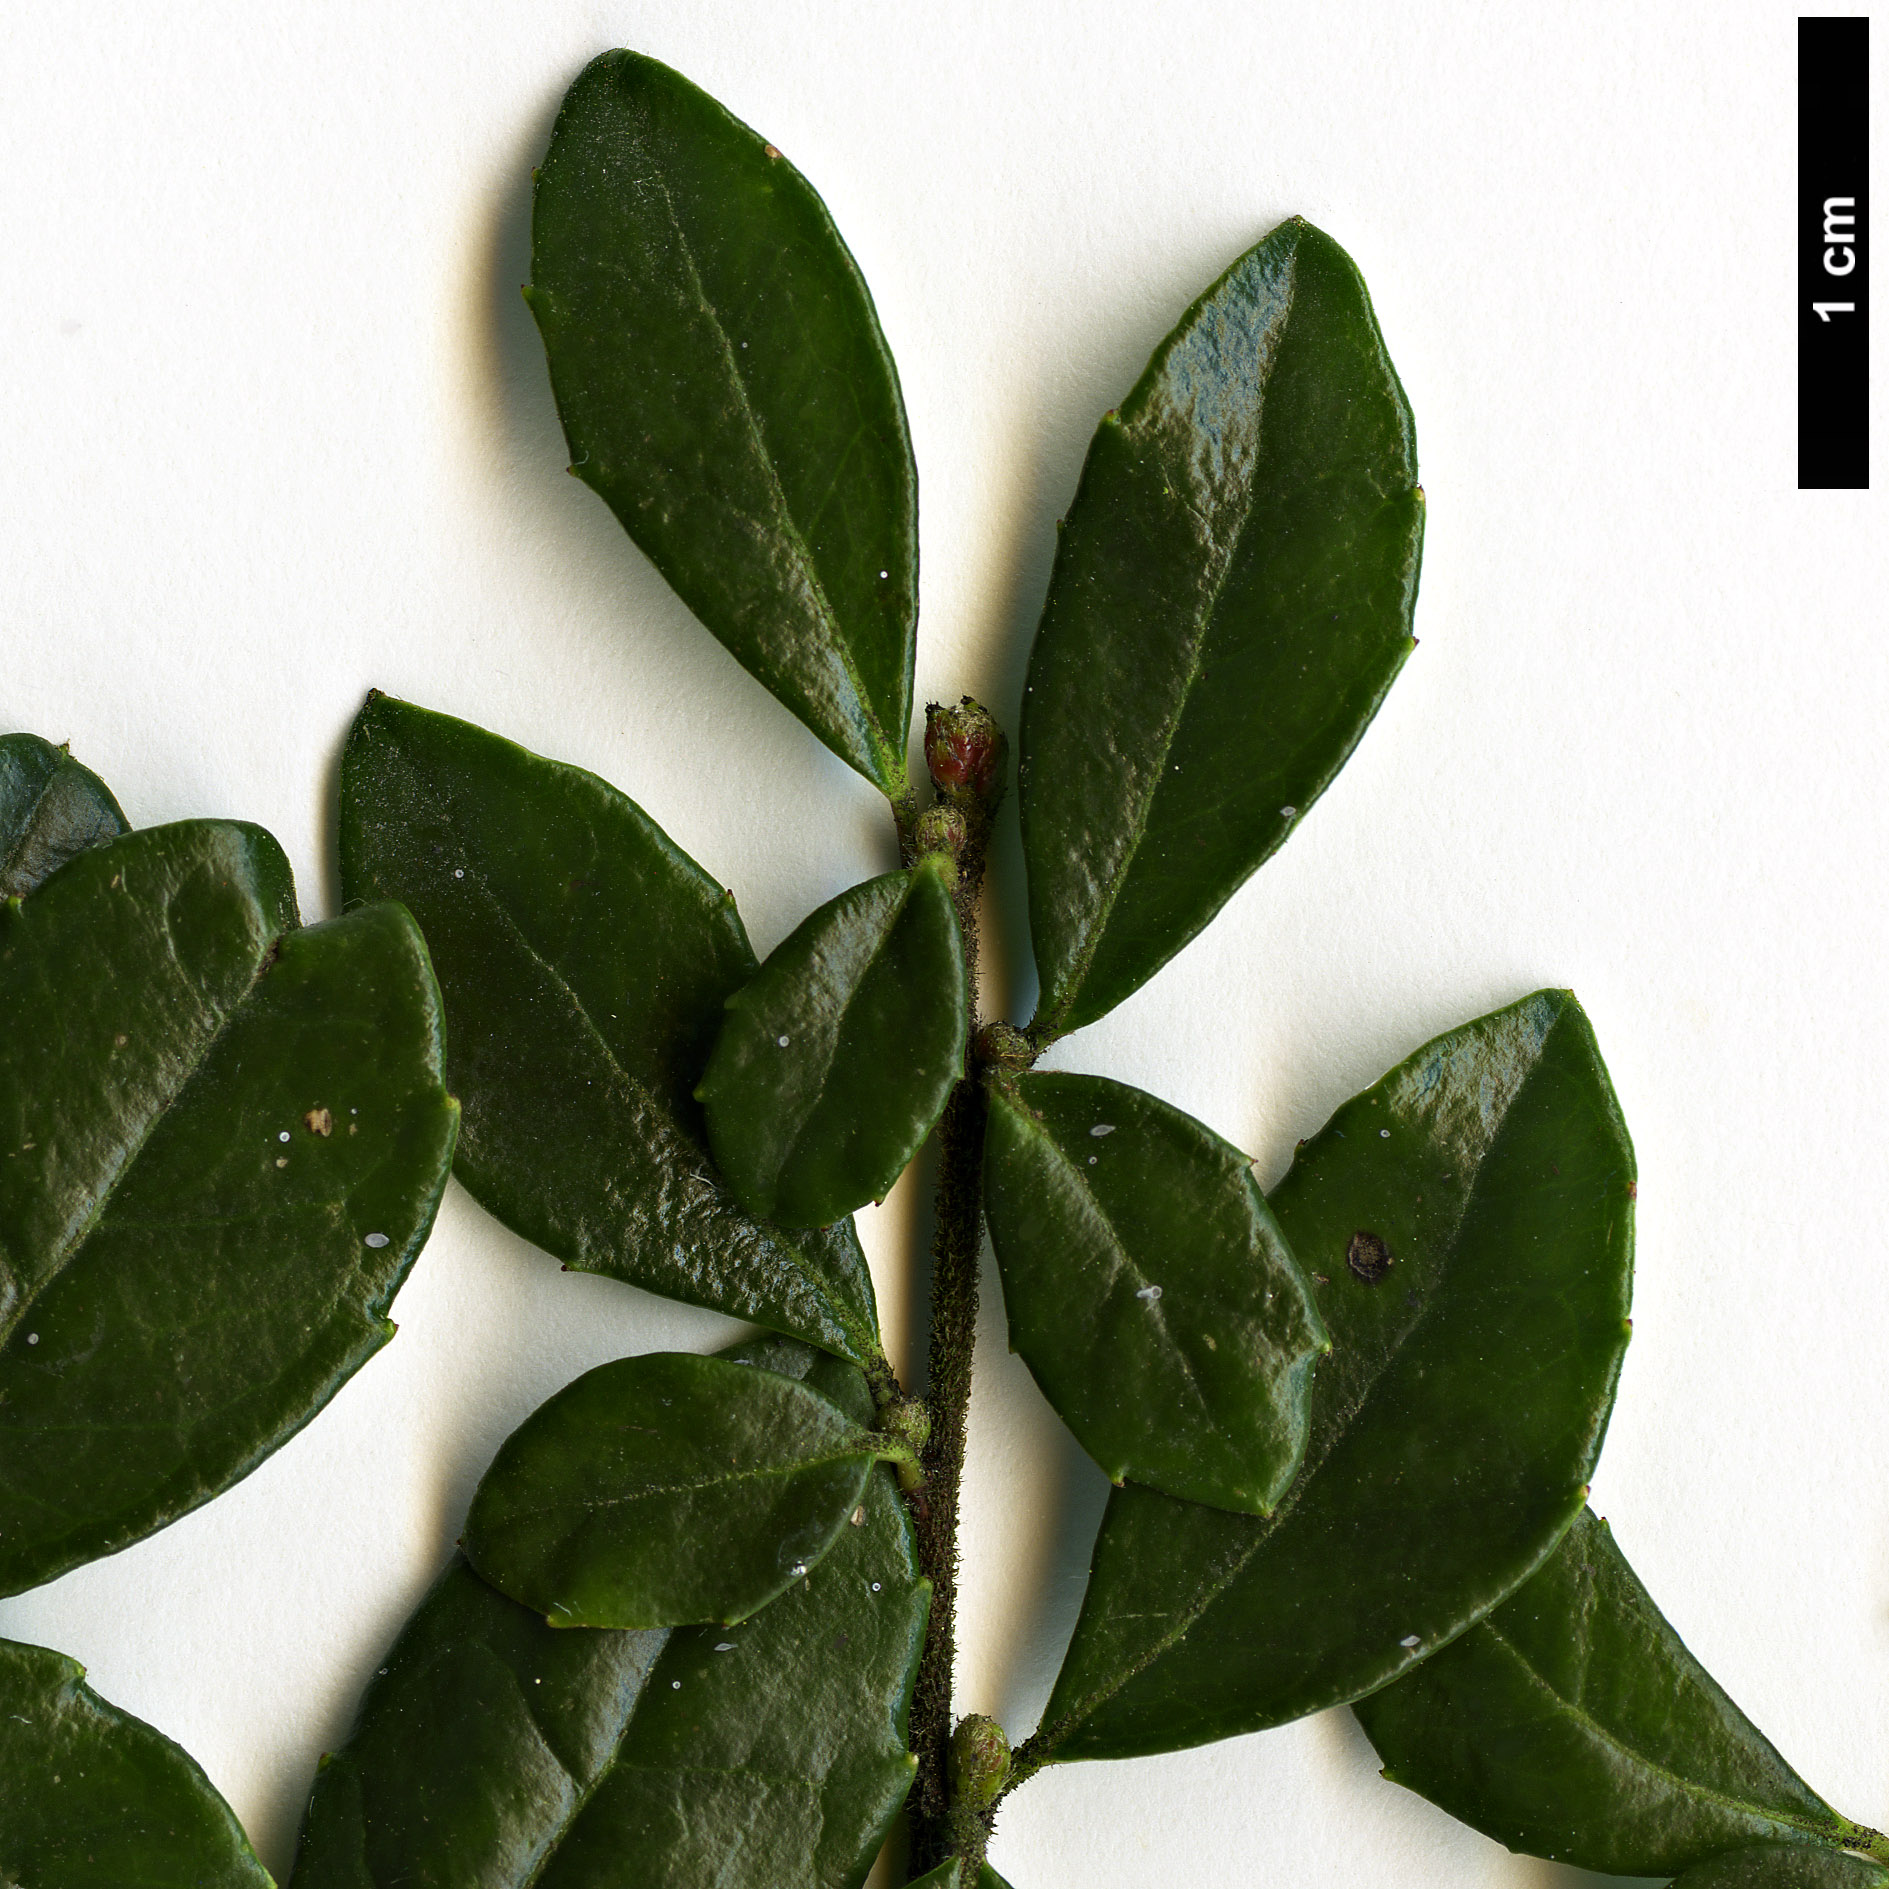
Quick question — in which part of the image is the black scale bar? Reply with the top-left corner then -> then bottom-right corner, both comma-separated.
1799,17 -> 1869,489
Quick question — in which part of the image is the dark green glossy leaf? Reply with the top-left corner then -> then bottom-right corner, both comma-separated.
0,1637 -> 273,1887
699,861 -> 966,1227
907,1865 -> 1015,1888
529,51 -> 917,795
0,732 -> 128,897
1675,1849 -> 1889,1888
465,1351 -> 879,1628
338,692 -> 880,1364
983,1070 -> 1324,1513
1353,1509 -> 1879,1875
1031,991 -> 1633,1761
292,1339 -> 929,1889
0,821 -> 458,1595
1020,218 -> 1424,1037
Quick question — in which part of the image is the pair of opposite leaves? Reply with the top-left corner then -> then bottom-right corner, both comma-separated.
515,44 -> 1427,1523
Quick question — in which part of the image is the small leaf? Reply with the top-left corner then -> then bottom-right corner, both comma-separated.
0,822 -> 458,1595
1353,1509 -> 1878,1875
1020,218 -> 1424,1037
983,1070 -> 1325,1512
1031,991 -> 1633,1761
465,1351 -> 880,1628
529,51 -> 917,796
1674,1849 -> 1889,1888
699,862 -> 967,1227
0,732 -> 128,896
292,1340 -> 928,1889
1,1636 -> 272,1886
339,692 -> 881,1364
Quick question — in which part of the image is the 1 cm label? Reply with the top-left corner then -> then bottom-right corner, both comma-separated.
1814,196 -> 1858,321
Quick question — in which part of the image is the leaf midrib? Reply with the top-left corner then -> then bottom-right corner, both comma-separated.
1474,1612 -> 1839,1854
493,1441 -> 872,1524
622,144 -> 899,787
1000,1091 -> 1216,1435
1,893 -> 280,1352
1042,246 -> 1300,1032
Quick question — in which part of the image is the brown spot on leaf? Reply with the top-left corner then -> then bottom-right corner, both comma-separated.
305,1107 -> 333,1137
1347,1231 -> 1394,1285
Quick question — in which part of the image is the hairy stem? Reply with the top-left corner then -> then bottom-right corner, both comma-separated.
902,734 -> 1002,1878
906,1062 -> 989,1872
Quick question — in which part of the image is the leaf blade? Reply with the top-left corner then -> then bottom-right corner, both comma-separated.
1020,218 -> 1423,1035
1353,1510 -> 1864,1876
465,1352 -> 877,1628
1033,991 -> 1633,1760
292,1340 -> 928,1889
983,1070 -> 1325,1512
1674,1850 -> 1889,1888
338,692 -> 880,1363
700,861 -> 967,1227
529,51 -> 917,794
0,1637 -> 273,1888
0,732 -> 128,897
0,823 -> 458,1594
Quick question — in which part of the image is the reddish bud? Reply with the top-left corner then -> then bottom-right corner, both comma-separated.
924,697 -> 1006,805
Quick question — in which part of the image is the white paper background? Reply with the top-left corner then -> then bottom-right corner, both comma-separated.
2,3 -> 1884,1883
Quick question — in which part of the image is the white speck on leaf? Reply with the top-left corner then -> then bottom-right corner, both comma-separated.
1090,1124 -> 1115,1137
777,1035 -> 790,1048
26,1334 -> 38,1346
275,1157 -> 288,1169
1136,1285 -> 1163,1303
278,1131 -> 291,1143
870,1581 -> 882,1593
454,868 -> 464,879
714,1642 -> 735,1652
1400,1634 -> 1421,1648
1380,1129 -> 1390,1138
1280,806 -> 1296,818
671,1679 -> 682,1689
364,1232 -> 390,1249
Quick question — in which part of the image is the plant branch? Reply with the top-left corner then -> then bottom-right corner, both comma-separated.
901,699 -> 1006,1878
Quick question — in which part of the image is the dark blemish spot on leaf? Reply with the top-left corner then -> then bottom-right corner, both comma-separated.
1346,1231 -> 1394,1285
834,1632 -> 850,1649
1311,1272 -> 1330,1287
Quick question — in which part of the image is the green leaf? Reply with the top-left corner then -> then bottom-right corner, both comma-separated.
1028,990 -> 1633,1762
906,1866 -> 1016,1888
338,692 -> 881,1365
982,1070 -> 1325,1512
465,1351 -> 880,1628
0,1637 -> 273,1887
1674,1849 -> 1889,1888
1352,1509 -> 1878,1875
291,1340 -> 929,1889
1019,218 -> 1424,1038
528,51 -> 917,796
698,862 -> 967,1227
0,821 -> 458,1595
0,732 -> 128,896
